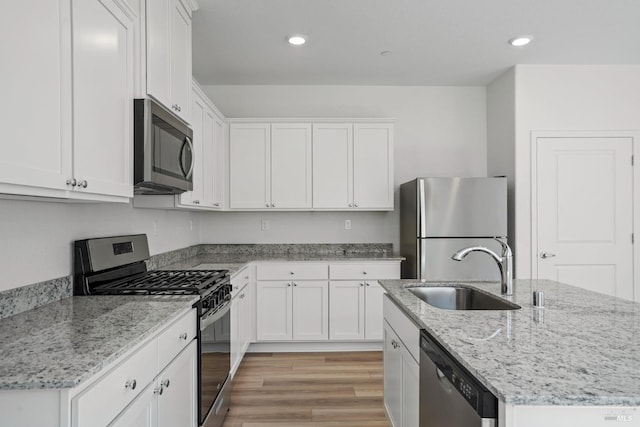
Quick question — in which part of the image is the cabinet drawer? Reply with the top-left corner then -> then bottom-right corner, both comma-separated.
73,338 -> 158,427
329,262 -> 400,280
383,294 -> 420,362
158,309 -> 197,369
232,267 -> 251,293
257,263 -> 329,280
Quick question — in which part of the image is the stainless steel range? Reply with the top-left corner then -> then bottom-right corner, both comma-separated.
73,234 -> 231,427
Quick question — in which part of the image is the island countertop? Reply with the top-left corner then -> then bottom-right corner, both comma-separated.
378,279 -> 640,406
0,295 -> 197,390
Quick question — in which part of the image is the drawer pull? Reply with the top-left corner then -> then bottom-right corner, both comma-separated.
124,379 -> 137,390
360,283 -> 364,287
161,379 -> 170,388
289,271 -> 295,275
179,332 -> 188,340
154,386 -> 163,395
362,271 -> 368,275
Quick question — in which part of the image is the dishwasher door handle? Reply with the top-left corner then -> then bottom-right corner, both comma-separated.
435,367 -> 455,394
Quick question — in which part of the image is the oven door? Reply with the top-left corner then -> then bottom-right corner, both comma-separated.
199,299 -> 231,426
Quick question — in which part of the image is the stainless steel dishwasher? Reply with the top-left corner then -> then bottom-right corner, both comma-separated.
420,330 -> 498,427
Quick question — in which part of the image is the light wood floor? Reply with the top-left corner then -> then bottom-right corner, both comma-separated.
222,351 -> 390,427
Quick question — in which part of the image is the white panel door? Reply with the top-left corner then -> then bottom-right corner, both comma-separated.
292,281 -> 329,340
271,123 -> 312,208
229,123 -> 271,209
211,113 -> 226,208
108,384 -> 156,427
145,0 -> 170,106
312,124 -> 353,208
169,0 -> 191,122
329,281 -> 365,340
364,282 -> 385,341
0,0 -> 71,192
157,341 -> 197,427
256,281 -> 292,341
383,321 -> 403,427
72,0 -> 134,198
401,347 -> 420,427
201,109 -> 216,207
537,137 -> 634,300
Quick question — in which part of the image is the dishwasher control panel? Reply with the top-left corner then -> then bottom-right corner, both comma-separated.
451,372 -> 479,407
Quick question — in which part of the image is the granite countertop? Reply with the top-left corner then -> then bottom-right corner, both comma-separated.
0,295 -> 197,390
379,279 -> 640,407
160,252 -> 404,275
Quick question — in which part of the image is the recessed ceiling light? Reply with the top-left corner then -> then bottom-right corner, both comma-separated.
287,35 -> 307,46
508,35 -> 533,47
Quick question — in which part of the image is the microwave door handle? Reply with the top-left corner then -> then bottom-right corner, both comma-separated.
184,136 -> 194,179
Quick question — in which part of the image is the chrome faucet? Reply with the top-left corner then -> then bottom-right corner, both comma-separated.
451,240 -> 514,296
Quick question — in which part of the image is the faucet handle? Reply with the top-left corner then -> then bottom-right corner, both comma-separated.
494,238 -> 512,257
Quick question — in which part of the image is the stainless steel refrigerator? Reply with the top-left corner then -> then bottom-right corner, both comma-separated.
400,177 -> 507,281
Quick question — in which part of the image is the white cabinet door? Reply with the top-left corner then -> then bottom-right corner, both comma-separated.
168,0 -> 191,122
353,124 -> 394,209
157,341 -> 197,427
146,0 -> 171,107
384,321 -> 403,427
71,0 -> 134,198
239,282 -> 254,354
271,123 -> 312,209
211,113 -> 226,208
109,384 -> 156,427
329,281 -> 365,340
364,282 -> 385,341
312,123 -> 353,209
401,347 -> 420,427
256,281 -> 292,340
146,0 -> 191,121
229,123 -> 271,209
292,281 -> 329,340
230,293 -> 241,375
180,92 -> 205,206
0,0 -> 71,193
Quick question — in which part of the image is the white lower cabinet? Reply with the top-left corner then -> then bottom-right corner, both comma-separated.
110,340 -> 196,427
383,296 -> 419,427
328,262 -> 400,341
256,280 -> 329,341
231,267 -> 254,376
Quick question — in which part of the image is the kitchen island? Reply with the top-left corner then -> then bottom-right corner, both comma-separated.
379,279 -> 640,427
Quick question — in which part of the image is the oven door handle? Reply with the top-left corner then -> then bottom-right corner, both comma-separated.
200,298 -> 231,331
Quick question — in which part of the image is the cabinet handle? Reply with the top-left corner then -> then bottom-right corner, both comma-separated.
161,379 -> 170,388
287,283 -> 291,287
194,200 -> 200,204
66,178 -> 77,187
362,271 -> 368,275
154,386 -> 163,395
78,180 -> 88,188
271,203 -> 275,207
293,283 -> 298,287
240,293 -> 245,298
214,203 -> 220,207
177,105 -> 182,112
360,283 -> 364,287
348,203 -> 353,207
125,379 -> 137,390
354,203 -> 359,207
172,104 -> 178,110
179,332 -> 188,340
366,283 -> 370,286
266,203 -> 270,207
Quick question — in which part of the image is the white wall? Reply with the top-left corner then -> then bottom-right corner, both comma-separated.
199,85 -> 488,248
0,199 -> 200,291
513,65 -> 640,277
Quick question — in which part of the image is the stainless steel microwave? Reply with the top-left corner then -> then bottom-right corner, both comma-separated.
133,98 -> 194,194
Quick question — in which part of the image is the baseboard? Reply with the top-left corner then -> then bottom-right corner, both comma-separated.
246,341 -> 383,353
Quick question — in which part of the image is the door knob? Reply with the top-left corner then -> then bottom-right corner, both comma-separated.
540,252 -> 556,259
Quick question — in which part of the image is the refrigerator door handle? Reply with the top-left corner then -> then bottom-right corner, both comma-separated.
418,179 -> 427,237
419,239 -> 427,280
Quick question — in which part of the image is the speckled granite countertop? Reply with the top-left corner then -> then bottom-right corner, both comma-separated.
379,279 -> 640,407
0,295 -> 197,390
160,252 -> 403,276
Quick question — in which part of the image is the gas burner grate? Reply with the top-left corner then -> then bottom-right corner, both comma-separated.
93,270 -> 228,295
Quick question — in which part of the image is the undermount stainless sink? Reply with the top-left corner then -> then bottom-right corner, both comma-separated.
408,286 -> 521,310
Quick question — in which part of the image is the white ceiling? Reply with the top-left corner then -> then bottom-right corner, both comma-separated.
192,0 -> 640,86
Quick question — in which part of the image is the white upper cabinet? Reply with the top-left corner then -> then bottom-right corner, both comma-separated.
229,121 -> 393,211
71,0 -> 135,198
270,123 -> 313,209
312,124 -> 353,209
353,124 -> 394,209
146,0 -> 192,122
229,123 -> 271,209
0,0 -> 136,201
229,123 -> 312,209
313,122 -> 394,210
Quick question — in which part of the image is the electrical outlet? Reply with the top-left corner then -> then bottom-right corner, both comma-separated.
261,219 -> 269,231
345,219 -> 352,230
